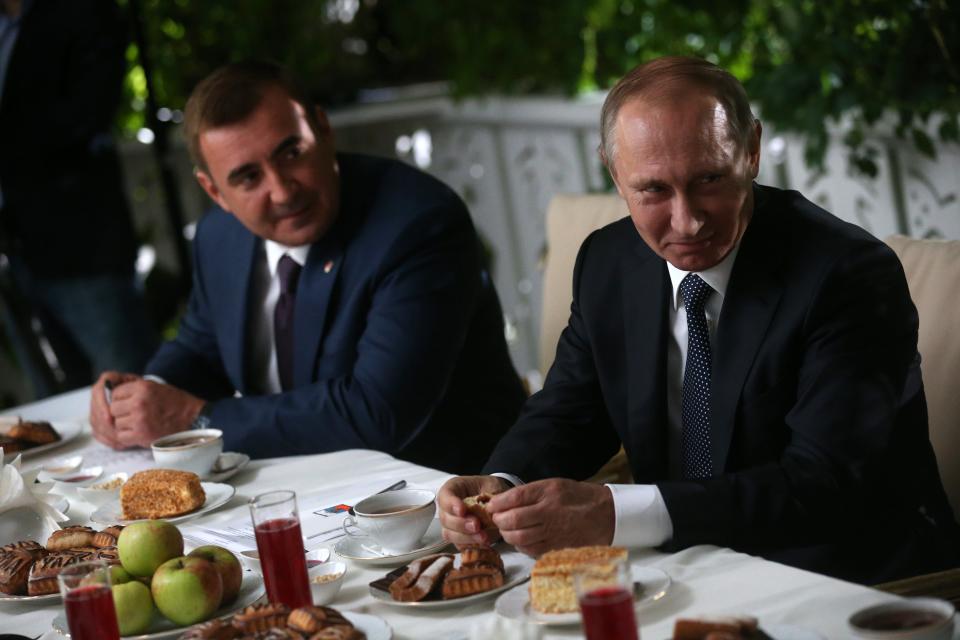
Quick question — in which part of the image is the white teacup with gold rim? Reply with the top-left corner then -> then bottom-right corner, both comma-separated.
150,428 -> 223,477
341,488 -> 436,555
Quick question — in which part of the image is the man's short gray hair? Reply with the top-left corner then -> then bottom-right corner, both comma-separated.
600,56 -> 757,166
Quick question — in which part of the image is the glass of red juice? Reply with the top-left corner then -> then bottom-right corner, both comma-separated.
57,559 -> 120,640
574,556 -> 640,640
250,489 -> 312,608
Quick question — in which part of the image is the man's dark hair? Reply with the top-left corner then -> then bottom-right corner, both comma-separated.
184,60 -> 320,173
600,56 -> 757,165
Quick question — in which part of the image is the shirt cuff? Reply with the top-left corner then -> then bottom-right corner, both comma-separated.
143,374 -> 166,384
605,483 -> 674,548
490,472 -> 524,488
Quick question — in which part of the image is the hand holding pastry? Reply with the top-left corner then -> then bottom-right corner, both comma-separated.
437,475 -> 510,547
488,478 -> 615,557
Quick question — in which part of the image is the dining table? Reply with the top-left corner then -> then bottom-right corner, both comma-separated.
0,387 -> 955,640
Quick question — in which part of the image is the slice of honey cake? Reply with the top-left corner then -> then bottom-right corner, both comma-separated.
529,545 -> 628,613
120,469 -> 205,519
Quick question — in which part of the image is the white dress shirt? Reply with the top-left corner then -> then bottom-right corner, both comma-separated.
497,243 -> 742,548
607,243 -> 741,547
247,240 -> 312,395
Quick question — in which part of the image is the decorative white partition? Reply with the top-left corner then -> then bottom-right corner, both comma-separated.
118,93 -> 960,376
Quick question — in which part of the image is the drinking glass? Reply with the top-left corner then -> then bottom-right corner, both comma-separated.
58,559 -> 120,640
574,556 -> 640,640
249,489 -> 311,608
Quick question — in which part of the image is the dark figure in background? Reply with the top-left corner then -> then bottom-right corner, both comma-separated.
89,61 -> 526,474
0,0 -> 156,393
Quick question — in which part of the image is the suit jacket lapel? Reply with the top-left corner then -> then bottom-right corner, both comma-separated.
622,243 -> 671,482
224,232 -> 258,394
711,197 -> 784,471
293,234 -> 343,388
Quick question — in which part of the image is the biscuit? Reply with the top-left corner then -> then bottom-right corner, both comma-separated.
459,544 -> 503,572
46,526 -> 96,551
232,602 -> 291,633
181,618 -> 242,640
389,554 -> 454,602
287,605 -> 351,634
307,627 -> 365,640
1,540 -> 46,561
7,421 -> 59,444
462,493 -> 496,530
93,525 -> 125,548
0,552 -> 33,595
441,564 -> 504,599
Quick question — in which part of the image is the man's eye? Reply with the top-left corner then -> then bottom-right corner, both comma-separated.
642,185 -> 663,194
286,146 -> 302,159
240,172 -> 260,187
701,174 -> 722,184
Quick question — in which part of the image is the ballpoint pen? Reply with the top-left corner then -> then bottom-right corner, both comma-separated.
103,380 -> 114,404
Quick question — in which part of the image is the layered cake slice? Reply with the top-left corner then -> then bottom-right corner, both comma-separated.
529,545 -> 629,613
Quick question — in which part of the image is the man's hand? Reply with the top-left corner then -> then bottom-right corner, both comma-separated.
101,378 -> 205,449
90,371 -> 140,448
487,478 -> 615,557
438,475 -> 511,547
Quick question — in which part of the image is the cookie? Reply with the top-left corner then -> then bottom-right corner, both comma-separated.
287,605 -> 351,633
7,421 -> 59,445
232,602 -> 291,633
46,526 -> 96,551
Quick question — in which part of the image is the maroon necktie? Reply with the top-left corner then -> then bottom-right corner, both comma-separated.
274,255 -> 302,391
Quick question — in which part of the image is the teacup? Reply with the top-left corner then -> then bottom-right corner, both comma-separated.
341,488 -> 436,555
150,429 -> 223,477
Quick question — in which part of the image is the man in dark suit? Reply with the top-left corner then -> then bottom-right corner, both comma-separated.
0,0 -> 156,392
439,56 -> 958,582
89,61 -> 525,474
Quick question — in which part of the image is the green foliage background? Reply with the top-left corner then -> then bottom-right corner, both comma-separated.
120,0 -> 959,174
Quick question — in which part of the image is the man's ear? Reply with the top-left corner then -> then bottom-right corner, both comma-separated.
313,106 -> 334,141
747,119 -> 763,179
195,169 -> 230,212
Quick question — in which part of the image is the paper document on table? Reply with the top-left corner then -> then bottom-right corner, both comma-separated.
180,476 -> 419,553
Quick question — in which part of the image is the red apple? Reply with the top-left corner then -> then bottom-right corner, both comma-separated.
187,545 -> 242,605
151,556 -> 223,625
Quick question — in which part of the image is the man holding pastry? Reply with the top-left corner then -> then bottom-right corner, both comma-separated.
88,61 -> 525,474
439,56 -> 959,583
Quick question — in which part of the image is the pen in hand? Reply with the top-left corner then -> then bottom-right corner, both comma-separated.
104,380 -> 114,405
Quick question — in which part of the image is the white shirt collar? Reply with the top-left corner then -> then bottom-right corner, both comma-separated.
666,243 -> 741,310
264,240 -> 312,278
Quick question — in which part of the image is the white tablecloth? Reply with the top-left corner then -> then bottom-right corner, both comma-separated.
1,390 -> 954,639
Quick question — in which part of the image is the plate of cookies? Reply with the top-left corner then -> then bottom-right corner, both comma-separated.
367,544 -> 534,608
0,417 -> 83,462
494,546 -> 671,625
90,470 -> 236,525
0,525 -> 125,603
176,602 -> 390,640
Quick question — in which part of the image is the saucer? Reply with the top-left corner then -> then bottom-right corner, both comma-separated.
334,519 -> 450,566
202,452 -> 250,482
90,481 -> 236,525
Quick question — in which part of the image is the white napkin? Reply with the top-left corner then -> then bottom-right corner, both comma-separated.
0,451 -> 69,530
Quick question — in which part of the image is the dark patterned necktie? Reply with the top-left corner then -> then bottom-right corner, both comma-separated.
680,273 -> 714,479
275,255 -> 302,391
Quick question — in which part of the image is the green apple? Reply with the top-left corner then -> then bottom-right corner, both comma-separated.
151,556 -> 223,626
187,545 -> 243,606
118,520 -> 183,577
112,580 -> 154,636
110,565 -> 133,585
